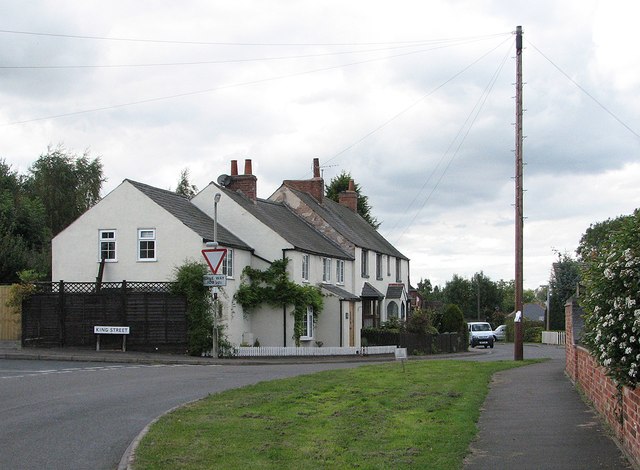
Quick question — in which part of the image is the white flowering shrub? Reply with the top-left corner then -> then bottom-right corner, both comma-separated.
579,210 -> 640,387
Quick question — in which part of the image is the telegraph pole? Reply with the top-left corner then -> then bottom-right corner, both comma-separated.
514,25 -> 524,361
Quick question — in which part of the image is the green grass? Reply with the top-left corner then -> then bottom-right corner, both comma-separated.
133,360 -> 534,470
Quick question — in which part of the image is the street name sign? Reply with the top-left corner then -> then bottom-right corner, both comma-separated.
94,326 -> 130,334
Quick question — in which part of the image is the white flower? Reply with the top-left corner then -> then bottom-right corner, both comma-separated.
626,347 -> 633,354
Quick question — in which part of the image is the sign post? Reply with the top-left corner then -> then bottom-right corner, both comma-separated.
202,247 -> 227,358
94,326 -> 130,352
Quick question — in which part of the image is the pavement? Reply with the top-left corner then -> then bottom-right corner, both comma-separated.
1,340 -> 636,469
464,355 -> 635,469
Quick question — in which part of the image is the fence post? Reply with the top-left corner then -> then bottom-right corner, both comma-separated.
121,280 -> 128,325
58,280 -> 65,347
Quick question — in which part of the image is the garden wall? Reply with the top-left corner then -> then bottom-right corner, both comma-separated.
565,298 -> 640,467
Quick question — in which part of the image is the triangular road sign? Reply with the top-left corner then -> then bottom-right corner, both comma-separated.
202,248 -> 227,274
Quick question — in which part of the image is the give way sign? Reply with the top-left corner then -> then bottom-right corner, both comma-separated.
201,248 -> 227,274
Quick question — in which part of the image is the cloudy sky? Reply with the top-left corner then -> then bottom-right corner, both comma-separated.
1,1 -> 638,289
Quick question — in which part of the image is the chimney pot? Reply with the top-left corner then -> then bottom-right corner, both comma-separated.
313,158 -> 320,178
231,160 -> 238,176
244,159 -> 253,175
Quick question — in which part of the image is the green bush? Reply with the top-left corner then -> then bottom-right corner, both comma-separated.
505,318 -> 544,343
441,304 -> 465,333
406,308 -> 438,335
171,261 -> 213,356
579,209 -> 640,387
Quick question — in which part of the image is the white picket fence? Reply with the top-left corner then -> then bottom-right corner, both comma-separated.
541,331 -> 566,345
236,345 -> 397,357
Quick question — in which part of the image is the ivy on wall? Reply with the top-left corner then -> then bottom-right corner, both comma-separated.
234,258 -> 323,346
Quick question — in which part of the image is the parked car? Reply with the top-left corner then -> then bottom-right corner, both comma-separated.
468,322 -> 494,348
493,324 -> 506,341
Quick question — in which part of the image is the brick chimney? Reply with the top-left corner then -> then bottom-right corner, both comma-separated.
227,158 -> 257,201
282,157 -> 324,203
339,179 -> 358,212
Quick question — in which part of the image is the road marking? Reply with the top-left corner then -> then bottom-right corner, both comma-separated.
0,363 -> 217,380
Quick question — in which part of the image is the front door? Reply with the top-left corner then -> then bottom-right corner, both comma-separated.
348,302 -> 355,347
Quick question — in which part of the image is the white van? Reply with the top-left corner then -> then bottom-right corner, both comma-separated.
468,322 -> 494,348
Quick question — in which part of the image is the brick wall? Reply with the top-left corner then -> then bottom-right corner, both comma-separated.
566,300 -> 640,466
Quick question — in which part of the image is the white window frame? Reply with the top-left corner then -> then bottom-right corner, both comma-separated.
222,248 -> 234,278
376,253 -> 383,280
336,259 -> 345,285
302,254 -> 310,282
300,306 -> 314,340
361,249 -> 369,278
396,258 -> 402,282
322,257 -> 332,283
99,229 -> 117,262
137,229 -> 156,261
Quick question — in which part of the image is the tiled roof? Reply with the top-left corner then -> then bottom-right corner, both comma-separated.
288,189 -> 408,260
386,284 -> 405,299
321,284 -> 361,301
222,188 -> 353,260
361,282 -> 385,299
126,180 -> 251,251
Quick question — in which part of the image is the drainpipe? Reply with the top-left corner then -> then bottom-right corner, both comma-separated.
339,300 -> 343,347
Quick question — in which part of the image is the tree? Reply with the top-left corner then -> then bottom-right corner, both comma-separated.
0,159 -> 50,282
440,304 -> 465,333
325,171 -> 380,228
548,252 -> 581,330
176,168 -> 198,199
443,275 -> 474,317
26,146 -> 104,236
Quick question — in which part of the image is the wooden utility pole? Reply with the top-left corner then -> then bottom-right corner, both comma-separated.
514,25 -> 524,361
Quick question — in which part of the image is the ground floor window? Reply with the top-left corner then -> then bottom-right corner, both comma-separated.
300,306 -> 314,340
386,301 -> 399,320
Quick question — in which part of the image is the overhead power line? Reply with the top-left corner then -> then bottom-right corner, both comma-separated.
316,36 -> 512,174
391,38 -> 513,243
0,28 -> 510,47
527,39 -> 640,141
4,35 -> 511,126
0,36 -> 505,69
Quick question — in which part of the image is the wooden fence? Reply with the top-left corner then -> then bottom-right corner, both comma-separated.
21,281 -> 188,352
361,330 -> 464,355
0,285 -> 21,341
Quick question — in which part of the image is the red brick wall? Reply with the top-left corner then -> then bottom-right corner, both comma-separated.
566,302 -> 640,466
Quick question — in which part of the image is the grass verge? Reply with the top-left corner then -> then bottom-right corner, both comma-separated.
133,359 -> 535,469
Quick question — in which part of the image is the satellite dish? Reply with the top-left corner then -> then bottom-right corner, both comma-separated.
217,174 -> 231,187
